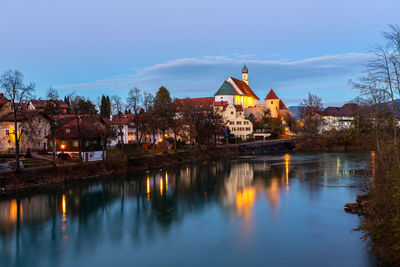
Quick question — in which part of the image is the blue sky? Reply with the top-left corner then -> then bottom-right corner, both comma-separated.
1,0 -> 399,106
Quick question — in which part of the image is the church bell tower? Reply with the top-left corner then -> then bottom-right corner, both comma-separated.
242,64 -> 248,85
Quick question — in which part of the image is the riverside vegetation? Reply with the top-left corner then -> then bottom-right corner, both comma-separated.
0,146 -> 238,196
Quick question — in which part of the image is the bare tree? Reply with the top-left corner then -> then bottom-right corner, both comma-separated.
127,88 -> 148,155
111,95 -> 125,154
70,95 -> 97,160
299,93 -> 323,135
44,87 -> 60,167
0,70 -> 35,171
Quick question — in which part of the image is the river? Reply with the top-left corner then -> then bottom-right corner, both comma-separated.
0,152 -> 376,267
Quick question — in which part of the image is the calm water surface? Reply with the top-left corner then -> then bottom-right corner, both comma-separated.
0,152 -> 376,267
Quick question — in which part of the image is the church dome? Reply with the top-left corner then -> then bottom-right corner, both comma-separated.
242,64 -> 248,73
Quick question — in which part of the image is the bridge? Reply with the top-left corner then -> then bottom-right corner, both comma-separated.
237,138 -> 301,154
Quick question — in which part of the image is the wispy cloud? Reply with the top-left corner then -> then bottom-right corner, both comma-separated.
55,52 -> 371,106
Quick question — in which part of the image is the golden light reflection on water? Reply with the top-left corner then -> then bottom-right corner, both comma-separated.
235,187 -> 255,223
62,194 -> 66,216
284,153 -> 290,186
336,157 -> 340,176
267,179 -> 281,208
10,200 -> 19,223
160,177 -> 163,196
165,172 -> 168,191
146,176 -> 150,201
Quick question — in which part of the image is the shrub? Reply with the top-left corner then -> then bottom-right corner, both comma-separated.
25,148 -> 32,158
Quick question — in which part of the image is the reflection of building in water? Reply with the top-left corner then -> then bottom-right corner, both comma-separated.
0,195 -> 52,238
222,162 -> 254,208
266,178 -> 281,208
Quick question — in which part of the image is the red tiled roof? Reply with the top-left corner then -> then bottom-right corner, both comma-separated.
213,101 -> 228,107
279,100 -> 288,110
0,110 -> 38,122
176,97 -> 214,111
29,99 -> 69,110
110,114 -> 135,125
229,77 -> 260,100
49,116 -> 102,139
265,89 -> 279,100
0,94 -> 9,107
322,103 -> 358,117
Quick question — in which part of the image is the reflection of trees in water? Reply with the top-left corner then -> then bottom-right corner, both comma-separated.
0,153 -> 366,266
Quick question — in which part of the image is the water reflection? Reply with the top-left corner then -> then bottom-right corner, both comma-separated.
0,152 -> 375,267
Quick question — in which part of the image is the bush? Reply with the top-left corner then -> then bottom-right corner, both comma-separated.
58,153 -> 71,161
25,148 -> 32,158
359,145 -> 400,265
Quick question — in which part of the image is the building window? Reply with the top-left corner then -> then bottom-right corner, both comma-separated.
66,128 -> 70,133
38,130 -> 41,136
38,118 -> 41,123
38,142 -> 41,148
230,121 -> 234,125
92,140 -> 97,144
244,121 -> 249,125
85,141 -> 89,147
5,130 -> 9,136
73,140 -> 78,147
231,112 -> 233,114
44,129 -> 47,136
271,101 -> 273,104
237,121 -> 241,125
246,127 -> 250,131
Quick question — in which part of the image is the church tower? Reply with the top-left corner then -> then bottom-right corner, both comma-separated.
242,65 -> 248,85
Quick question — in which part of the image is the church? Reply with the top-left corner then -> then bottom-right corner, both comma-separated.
214,65 -> 289,120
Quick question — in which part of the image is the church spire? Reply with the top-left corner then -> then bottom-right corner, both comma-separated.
242,64 -> 248,85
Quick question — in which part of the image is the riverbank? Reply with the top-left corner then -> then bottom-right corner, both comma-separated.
0,146 -> 239,197
345,146 -> 400,266
293,131 -> 375,152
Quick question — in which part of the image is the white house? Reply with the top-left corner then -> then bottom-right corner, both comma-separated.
321,103 -> 357,132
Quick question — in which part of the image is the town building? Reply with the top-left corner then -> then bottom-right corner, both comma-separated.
214,65 -> 260,108
46,116 -> 104,161
320,103 -> 357,131
0,110 -> 49,153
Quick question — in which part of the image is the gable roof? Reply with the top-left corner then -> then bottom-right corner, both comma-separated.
265,89 -> 279,100
214,81 -> 238,96
229,77 -> 260,100
29,99 -> 69,110
0,110 -> 38,122
176,97 -> 214,111
279,100 -> 288,110
322,103 -> 358,117
0,93 -> 9,107
49,116 -> 102,139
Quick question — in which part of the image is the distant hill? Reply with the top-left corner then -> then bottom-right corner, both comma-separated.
288,106 -> 300,119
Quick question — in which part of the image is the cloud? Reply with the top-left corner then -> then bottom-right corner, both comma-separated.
54,52 -> 371,106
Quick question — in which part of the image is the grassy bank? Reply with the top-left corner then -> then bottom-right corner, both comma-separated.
294,130 -> 375,151
347,146 -> 400,265
0,146 -> 239,196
